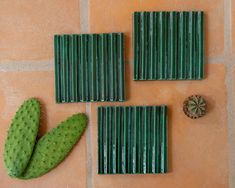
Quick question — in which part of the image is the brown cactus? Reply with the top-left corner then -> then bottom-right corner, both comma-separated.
183,95 -> 207,119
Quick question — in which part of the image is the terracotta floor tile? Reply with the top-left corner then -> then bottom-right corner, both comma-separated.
0,0 -> 80,62
90,64 -> 228,188
90,0 -> 224,59
0,71 -> 87,188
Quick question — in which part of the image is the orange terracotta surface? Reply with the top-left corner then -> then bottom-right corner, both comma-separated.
0,0 -> 80,62
90,64 -> 229,188
90,0 -> 224,59
0,72 -> 87,188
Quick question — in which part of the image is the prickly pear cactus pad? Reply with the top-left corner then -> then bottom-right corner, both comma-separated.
3,98 -> 40,177
20,113 -> 88,179
183,95 -> 207,119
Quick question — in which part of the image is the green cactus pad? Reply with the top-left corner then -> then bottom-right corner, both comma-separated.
19,113 -> 88,179
3,98 -> 40,177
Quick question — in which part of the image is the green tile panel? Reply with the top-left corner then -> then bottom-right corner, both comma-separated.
133,11 -> 204,80
98,106 -> 168,174
54,33 -> 125,103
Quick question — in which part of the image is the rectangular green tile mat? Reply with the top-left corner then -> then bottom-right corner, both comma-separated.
133,11 -> 204,80
54,33 -> 125,103
98,106 -> 168,174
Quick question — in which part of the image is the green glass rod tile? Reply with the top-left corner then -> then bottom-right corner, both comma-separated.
54,33 -> 125,103
98,106 -> 168,174
133,11 -> 204,80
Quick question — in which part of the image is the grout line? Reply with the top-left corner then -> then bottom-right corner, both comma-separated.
0,60 -> 54,72
224,0 -> 235,188
224,0 -> 232,56
226,62 -> 235,188
0,55 -> 233,72
86,103 -> 93,188
206,55 -> 233,64
80,0 -> 89,33
79,0 -> 92,187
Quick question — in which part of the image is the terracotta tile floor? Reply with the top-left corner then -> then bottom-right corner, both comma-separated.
0,0 -> 80,62
0,0 -> 234,188
90,0 -> 224,59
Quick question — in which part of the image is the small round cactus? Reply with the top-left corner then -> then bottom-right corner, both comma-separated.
183,95 -> 207,119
